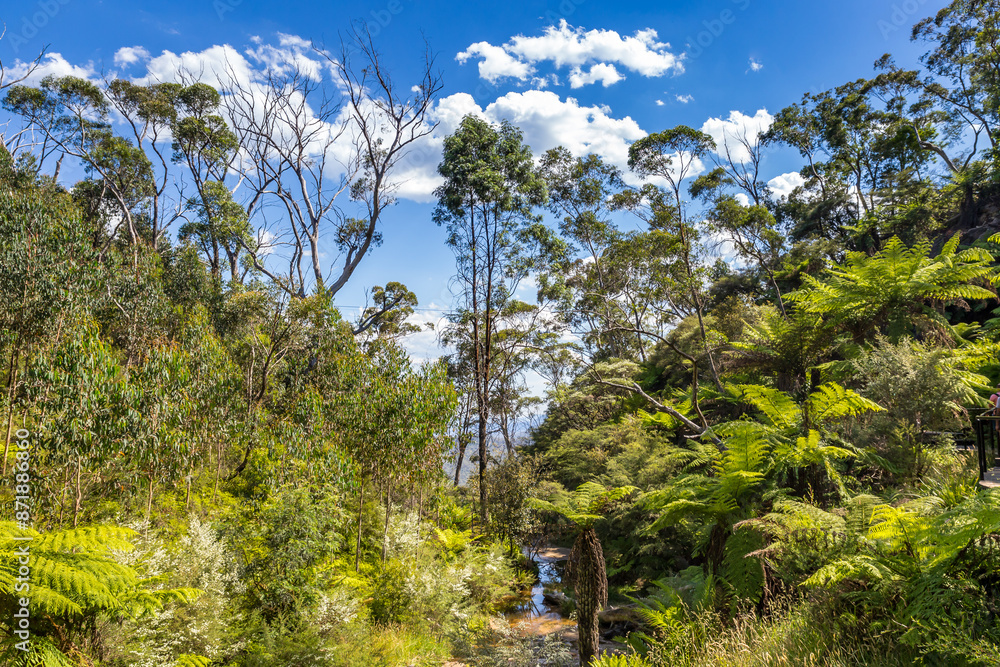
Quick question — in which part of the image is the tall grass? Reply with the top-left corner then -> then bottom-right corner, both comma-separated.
641,601 -> 921,667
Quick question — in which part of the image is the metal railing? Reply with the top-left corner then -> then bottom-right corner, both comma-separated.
974,410 -> 1000,481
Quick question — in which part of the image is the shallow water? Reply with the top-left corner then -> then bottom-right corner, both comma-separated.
504,547 -> 576,637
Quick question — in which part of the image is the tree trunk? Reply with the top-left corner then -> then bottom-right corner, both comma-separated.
73,455 -> 83,528
213,439 -> 223,504
571,527 -> 608,666
58,465 -> 69,528
2,344 -> 20,477
478,411 -> 488,525
453,440 -> 467,485
355,483 -> 365,573
145,476 -> 155,534
381,483 -> 392,563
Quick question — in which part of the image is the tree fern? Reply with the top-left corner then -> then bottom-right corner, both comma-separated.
0,521 -> 202,666
530,482 -> 635,665
788,234 -> 999,343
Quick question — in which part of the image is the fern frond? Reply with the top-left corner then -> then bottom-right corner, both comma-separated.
806,382 -> 883,424
732,384 -> 801,428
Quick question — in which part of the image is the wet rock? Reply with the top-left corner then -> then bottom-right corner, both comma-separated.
542,589 -> 570,606
598,604 -> 642,625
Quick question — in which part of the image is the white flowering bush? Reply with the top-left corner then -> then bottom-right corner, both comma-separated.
366,508 -> 518,634
104,515 -> 242,667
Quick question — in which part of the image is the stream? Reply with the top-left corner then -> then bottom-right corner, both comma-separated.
502,546 -> 632,659
504,546 -> 577,639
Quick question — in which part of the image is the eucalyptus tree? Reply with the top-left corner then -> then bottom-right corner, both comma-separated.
4,77 -> 168,255
625,126 -> 723,390
538,148 -> 643,361
909,0 -> 1000,165
763,80 -> 934,250
24,324 -> 128,527
691,168 -> 787,314
169,83 -> 251,282
434,114 -> 552,522
224,30 -> 442,312
0,168 -> 95,476
354,282 -> 421,344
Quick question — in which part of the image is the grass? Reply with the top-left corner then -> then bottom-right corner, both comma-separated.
640,600 -> 922,667
327,622 -> 455,666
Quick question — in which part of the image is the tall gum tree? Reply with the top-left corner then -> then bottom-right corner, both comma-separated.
433,115 -> 551,523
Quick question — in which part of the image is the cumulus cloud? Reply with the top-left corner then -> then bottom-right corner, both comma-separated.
389,88 -> 655,202
399,303 -> 450,363
768,171 -> 806,200
136,44 -> 249,88
700,109 -> 773,164
676,94 -> 694,104
456,20 -> 683,87
6,53 -> 97,85
568,63 -> 623,88
655,99 -> 665,106
245,33 -> 325,81
484,90 -> 645,172
748,57 -> 763,73
456,42 -> 534,83
114,46 -> 151,67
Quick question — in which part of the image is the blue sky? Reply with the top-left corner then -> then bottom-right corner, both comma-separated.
2,0 -> 943,362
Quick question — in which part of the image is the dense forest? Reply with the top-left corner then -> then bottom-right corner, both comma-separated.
4,1 -> 1000,665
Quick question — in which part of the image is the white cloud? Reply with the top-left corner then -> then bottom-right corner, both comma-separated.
255,228 -> 279,256
568,63 -> 623,88
483,90 -> 645,173
767,171 -> 805,200
456,42 -> 534,83
137,44 -> 249,88
655,99 -> 665,106
508,21 -> 682,76
244,33 -> 324,81
399,303 -> 449,363
114,46 -> 150,67
456,20 -> 683,87
748,57 -> 763,73
6,53 -> 97,85
700,109 -> 773,164
676,94 -> 694,104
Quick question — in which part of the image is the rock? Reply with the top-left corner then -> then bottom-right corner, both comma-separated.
543,590 -> 570,606
598,604 -> 642,625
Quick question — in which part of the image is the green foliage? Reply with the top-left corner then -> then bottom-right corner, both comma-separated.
531,481 -> 636,529
788,234 -> 998,343
0,522 -> 200,666
227,486 -> 345,623
369,558 -> 414,626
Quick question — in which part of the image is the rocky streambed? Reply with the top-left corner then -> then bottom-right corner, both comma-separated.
503,546 -> 636,657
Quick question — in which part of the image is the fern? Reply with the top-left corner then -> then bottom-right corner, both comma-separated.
530,481 -> 636,528
788,233 -> 999,342
732,384 -> 800,429
805,382 -> 884,424
0,522 -> 203,666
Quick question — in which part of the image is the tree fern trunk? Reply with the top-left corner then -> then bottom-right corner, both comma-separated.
570,527 -> 608,665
